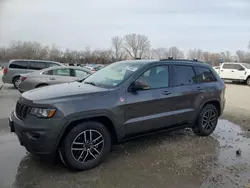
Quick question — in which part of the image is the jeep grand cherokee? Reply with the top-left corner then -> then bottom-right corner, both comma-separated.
9,59 -> 226,170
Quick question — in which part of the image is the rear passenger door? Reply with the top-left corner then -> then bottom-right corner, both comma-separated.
169,65 -> 199,125
193,66 -> 218,107
220,64 -> 234,79
48,68 -> 75,84
29,61 -> 47,70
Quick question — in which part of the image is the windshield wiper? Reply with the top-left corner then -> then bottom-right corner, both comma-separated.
76,78 -> 86,83
84,81 -> 100,87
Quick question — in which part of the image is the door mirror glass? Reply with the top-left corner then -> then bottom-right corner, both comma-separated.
130,80 -> 150,91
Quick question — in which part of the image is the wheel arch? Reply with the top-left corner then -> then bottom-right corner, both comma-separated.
200,99 -> 221,116
35,83 -> 49,88
12,75 -> 20,83
57,114 -> 119,150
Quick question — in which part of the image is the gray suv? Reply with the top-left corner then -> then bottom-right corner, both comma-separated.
2,59 -> 63,88
9,59 -> 226,171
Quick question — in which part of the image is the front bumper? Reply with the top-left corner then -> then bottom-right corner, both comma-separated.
9,111 -> 62,155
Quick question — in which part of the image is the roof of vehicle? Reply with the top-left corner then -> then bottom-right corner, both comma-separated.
9,59 -> 61,64
40,65 -> 93,73
118,59 -> 208,66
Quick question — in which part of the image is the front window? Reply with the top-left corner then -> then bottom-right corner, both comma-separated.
242,63 -> 250,69
84,61 -> 145,88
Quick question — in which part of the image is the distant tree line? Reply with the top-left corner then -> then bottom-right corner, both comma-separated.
0,33 -> 250,66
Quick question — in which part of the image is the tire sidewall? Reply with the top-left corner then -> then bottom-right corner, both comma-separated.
60,121 -> 111,171
195,104 -> 219,136
247,78 -> 250,86
13,77 -> 20,89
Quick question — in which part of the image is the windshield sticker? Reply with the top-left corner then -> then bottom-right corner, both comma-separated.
124,66 -> 138,72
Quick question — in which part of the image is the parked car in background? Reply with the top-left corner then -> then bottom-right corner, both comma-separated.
215,62 -> 250,85
85,64 -> 105,72
2,59 -> 63,89
18,66 -> 93,93
213,66 -> 220,74
10,59 -> 225,170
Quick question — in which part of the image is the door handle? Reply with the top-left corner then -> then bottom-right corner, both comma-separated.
231,70 -> 234,72
220,70 -> 223,72
162,91 -> 172,95
49,77 -> 55,80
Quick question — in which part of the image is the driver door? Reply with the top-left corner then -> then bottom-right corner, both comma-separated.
125,65 -> 175,136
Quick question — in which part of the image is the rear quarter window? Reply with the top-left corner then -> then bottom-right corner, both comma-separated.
9,61 -> 29,69
194,66 -> 217,83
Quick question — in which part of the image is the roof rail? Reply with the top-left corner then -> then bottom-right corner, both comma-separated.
159,58 -> 202,63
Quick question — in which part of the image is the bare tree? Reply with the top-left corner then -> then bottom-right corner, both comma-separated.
111,36 -> 124,60
236,50 -> 245,62
151,48 -> 169,59
220,51 -> 232,62
168,46 -> 184,59
188,48 -> 203,60
123,34 -> 150,59
202,52 -> 211,63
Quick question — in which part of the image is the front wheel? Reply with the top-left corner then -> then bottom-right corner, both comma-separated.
193,104 -> 219,136
59,121 -> 111,171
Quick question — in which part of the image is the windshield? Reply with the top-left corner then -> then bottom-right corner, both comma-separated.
242,63 -> 250,69
84,61 -> 145,88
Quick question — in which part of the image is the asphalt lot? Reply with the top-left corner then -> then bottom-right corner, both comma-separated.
1,72 -> 250,188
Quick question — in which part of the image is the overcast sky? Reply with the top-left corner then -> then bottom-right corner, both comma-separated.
0,0 -> 250,52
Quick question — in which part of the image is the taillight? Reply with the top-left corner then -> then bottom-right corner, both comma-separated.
3,67 -> 7,75
20,76 -> 26,82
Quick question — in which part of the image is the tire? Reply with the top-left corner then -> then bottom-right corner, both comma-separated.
246,77 -> 250,86
193,104 -> 219,136
59,121 -> 111,171
13,76 -> 20,89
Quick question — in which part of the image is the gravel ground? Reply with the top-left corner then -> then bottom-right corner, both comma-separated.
1,75 -> 250,188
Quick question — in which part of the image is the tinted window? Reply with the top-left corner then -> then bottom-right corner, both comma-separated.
9,61 -> 29,69
48,63 -> 60,67
74,69 -> 89,78
29,61 -> 47,70
42,70 -> 53,75
171,65 -> 196,86
222,64 -> 232,69
232,64 -> 244,70
242,63 -> 250,69
194,67 -> 216,83
53,69 -> 70,76
138,65 -> 169,89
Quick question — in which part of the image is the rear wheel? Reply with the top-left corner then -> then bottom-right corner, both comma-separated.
13,76 -> 20,89
246,77 -> 250,86
59,121 -> 111,171
193,104 -> 219,136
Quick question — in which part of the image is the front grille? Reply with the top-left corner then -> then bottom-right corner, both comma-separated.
15,102 -> 30,120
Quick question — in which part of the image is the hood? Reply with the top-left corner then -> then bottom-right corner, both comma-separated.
22,82 -> 109,102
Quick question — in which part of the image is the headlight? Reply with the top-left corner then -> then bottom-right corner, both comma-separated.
30,108 -> 56,118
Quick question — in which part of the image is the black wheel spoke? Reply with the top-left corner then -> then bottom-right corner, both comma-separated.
71,129 -> 104,163
202,109 -> 217,131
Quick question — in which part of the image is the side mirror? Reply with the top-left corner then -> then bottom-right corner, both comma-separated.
129,80 -> 150,92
